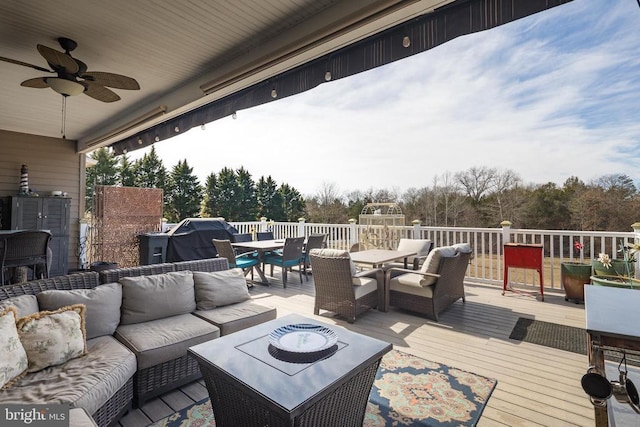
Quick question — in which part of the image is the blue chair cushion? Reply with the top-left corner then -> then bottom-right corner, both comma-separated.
263,255 -> 301,268
235,255 -> 259,269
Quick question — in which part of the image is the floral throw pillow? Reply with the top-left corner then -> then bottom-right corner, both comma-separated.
0,307 -> 28,389
16,304 -> 87,373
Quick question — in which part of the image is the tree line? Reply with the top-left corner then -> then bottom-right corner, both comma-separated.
87,148 -> 639,231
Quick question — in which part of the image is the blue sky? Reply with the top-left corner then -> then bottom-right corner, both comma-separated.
129,0 -> 640,197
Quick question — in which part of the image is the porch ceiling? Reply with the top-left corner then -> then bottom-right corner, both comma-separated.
0,0 -> 571,154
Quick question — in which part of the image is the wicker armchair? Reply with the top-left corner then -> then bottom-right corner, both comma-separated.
385,247 -> 471,321
309,248 -> 383,323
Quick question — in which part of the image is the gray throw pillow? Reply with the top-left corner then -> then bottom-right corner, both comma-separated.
0,295 -> 39,318
37,283 -> 122,339
119,271 -> 195,325
193,269 -> 250,310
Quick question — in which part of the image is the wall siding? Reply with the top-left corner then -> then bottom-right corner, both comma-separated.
0,129 -> 81,272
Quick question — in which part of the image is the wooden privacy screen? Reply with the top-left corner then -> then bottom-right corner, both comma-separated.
90,186 -> 163,267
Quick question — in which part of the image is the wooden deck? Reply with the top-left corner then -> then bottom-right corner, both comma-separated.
116,273 -> 594,427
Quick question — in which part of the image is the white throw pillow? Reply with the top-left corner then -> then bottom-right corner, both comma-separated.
0,307 -> 28,389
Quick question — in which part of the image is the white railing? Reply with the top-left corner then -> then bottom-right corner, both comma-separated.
230,218 -> 640,291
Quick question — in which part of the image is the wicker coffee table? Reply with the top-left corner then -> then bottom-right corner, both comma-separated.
188,313 -> 392,427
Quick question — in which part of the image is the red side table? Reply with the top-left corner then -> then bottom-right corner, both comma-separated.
503,243 -> 544,301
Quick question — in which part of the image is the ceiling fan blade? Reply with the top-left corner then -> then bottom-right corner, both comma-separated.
81,71 -> 140,90
21,77 -> 50,88
37,44 -> 79,73
0,56 -> 53,73
82,81 -> 121,102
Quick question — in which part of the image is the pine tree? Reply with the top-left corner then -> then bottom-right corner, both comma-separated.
85,147 -> 118,212
236,167 -> 258,221
201,173 -> 219,217
256,176 -> 285,220
118,154 -> 136,187
280,183 -> 305,221
165,159 -> 202,222
133,146 -> 167,188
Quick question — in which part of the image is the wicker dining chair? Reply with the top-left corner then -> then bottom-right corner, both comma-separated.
302,233 -> 327,279
1,230 -> 52,285
309,248 -> 383,323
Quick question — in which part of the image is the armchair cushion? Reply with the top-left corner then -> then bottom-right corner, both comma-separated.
453,243 -> 472,253
119,271 -> 195,325
193,269 -> 250,309
353,277 -> 378,298
310,248 -> 357,275
419,246 -> 457,285
396,239 -> 432,265
37,283 -> 122,339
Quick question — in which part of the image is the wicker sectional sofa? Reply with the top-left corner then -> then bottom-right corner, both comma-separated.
0,258 -> 277,427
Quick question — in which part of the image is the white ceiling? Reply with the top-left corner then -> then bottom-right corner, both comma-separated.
0,0 -> 456,152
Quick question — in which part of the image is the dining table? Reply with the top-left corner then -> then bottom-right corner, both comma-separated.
349,248 -> 417,269
231,239 -> 286,285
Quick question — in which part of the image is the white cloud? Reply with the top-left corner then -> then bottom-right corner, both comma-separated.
129,0 -> 640,197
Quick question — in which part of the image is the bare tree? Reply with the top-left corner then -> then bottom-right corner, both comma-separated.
456,166 -> 497,204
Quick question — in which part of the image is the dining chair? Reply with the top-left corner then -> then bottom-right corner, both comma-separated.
263,236 -> 304,288
302,233 -> 327,279
212,239 -> 259,283
230,233 -> 253,255
256,231 -> 275,241
309,248 -> 382,323
1,230 -> 52,285
384,238 -> 433,271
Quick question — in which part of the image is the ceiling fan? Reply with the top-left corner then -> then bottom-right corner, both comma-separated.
0,37 -> 140,102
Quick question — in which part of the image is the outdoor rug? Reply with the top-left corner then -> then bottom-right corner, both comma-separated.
148,350 -> 497,427
509,317 -> 587,354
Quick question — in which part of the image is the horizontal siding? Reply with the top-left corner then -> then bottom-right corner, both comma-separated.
0,129 -> 82,271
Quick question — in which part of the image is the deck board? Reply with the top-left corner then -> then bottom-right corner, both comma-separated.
115,272 -> 595,427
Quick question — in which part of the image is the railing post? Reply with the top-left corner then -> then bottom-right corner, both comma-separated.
298,217 -> 306,237
632,222 -> 640,277
501,221 -> 512,245
260,217 -> 267,232
412,219 -> 421,239
349,218 -> 358,250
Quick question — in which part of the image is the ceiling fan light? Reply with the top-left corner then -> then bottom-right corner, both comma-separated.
46,77 -> 85,96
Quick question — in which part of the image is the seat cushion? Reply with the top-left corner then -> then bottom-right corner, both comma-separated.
37,283 -> 122,339
114,313 -> 220,370
389,280 -> 434,298
353,277 -> 378,299
193,301 -> 277,336
119,271 -> 195,325
69,407 -> 98,427
0,335 -> 137,416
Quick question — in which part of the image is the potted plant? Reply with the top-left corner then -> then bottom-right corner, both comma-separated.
560,241 -> 592,303
591,244 -> 640,289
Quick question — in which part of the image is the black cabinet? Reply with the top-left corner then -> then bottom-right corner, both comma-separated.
8,196 -> 70,276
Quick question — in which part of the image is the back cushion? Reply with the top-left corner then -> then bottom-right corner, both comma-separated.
119,271 -> 195,325
419,246 -> 457,286
397,239 -> 432,263
37,283 -> 122,339
310,248 -> 357,276
193,269 -> 250,309
0,295 -> 39,318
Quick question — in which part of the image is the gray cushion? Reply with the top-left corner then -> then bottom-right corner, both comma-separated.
0,295 -> 39,318
193,269 -> 250,309
114,313 -> 219,370
0,335 -> 136,416
37,283 -> 122,339
193,301 -> 276,336
310,248 -> 357,275
452,242 -> 472,253
69,408 -> 98,427
119,271 -> 195,325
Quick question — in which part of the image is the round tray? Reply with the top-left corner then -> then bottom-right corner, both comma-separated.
268,323 -> 337,353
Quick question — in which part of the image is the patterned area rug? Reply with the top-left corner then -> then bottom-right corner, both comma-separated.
148,350 -> 497,427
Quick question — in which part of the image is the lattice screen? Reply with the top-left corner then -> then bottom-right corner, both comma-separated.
89,186 -> 163,267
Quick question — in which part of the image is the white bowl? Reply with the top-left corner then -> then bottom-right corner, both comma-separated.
51,191 -> 63,196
